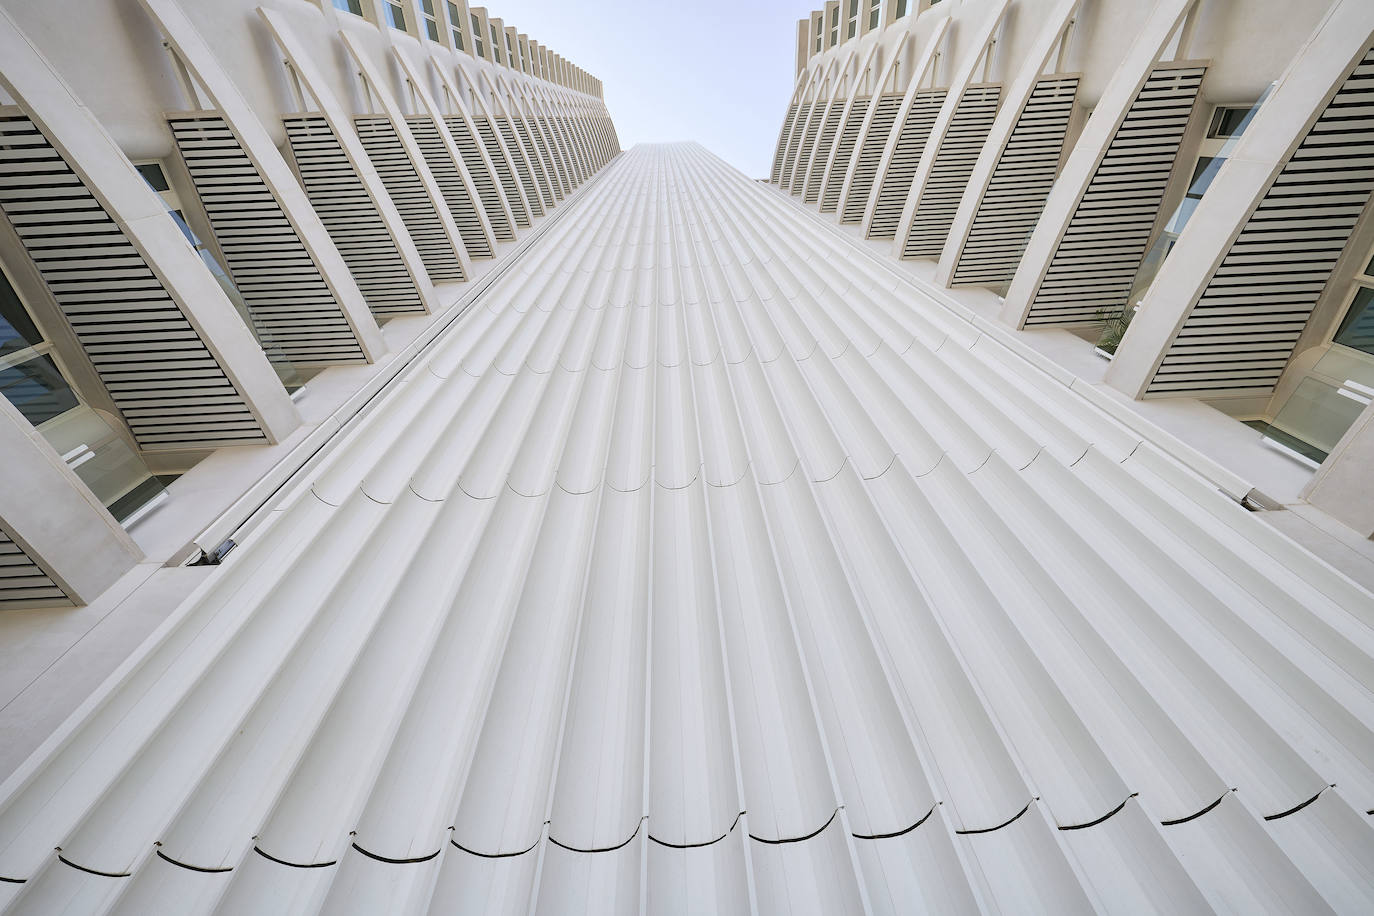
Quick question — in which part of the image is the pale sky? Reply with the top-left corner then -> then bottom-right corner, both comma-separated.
482,0 -> 807,179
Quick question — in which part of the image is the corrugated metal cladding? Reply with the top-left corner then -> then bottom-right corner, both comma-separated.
1,144 -> 1373,916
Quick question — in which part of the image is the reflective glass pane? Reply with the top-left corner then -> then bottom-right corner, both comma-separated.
0,271 -> 44,358
448,2 -> 464,49
1267,376 -> 1366,463
134,162 -> 170,192
1335,286 -> 1374,357
1186,156 -> 1223,198
0,353 -> 79,427
1208,107 -> 1250,139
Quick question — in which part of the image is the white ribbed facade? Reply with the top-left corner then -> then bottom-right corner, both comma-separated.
1,1 -> 1373,914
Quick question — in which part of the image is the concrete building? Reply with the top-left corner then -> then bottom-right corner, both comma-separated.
0,0 -> 617,611
0,1 -> 1372,914
774,0 -> 1374,540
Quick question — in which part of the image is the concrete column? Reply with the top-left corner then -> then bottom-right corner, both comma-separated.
934,0 -> 1080,286
1304,399 -> 1374,538
812,39 -> 883,204
138,0 -> 385,363
472,64 -> 554,210
855,15 -> 948,237
259,9 -> 438,315
397,45 -> 520,236
771,67 -> 813,185
0,6 -> 299,447
891,0 -> 1011,258
999,0 -> 1197,329
340,30 -> 475,279
0,398 -> 142,608
428,52 -> 535,223
1105,0 -> 1374,399
392,43 -> 501,254
821,31 -> 908,212
789,58 -> 841,195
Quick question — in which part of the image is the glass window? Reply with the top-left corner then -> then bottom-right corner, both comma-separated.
134,162 -> 170,192
1161,156 -> 1223,237
1208,106 -> 1251,139
0,271 -> 44,359
0,271 -> 79,428
0,354 -> 78,427
1336,287 -> 1374,357
471,14 -> 484,56
447,2 -> 464,50
332,0 -> 364,15
505,32 -> 514,65
869,0 -> 881,30
383,2 -> 406,32
896,0 -> 909,16
847,0 -> 858,37
420,0 -> 440,41
490,24 -> 502,62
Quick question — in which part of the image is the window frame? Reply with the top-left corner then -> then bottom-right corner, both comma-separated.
1332,255 -> 1374,358
446,1 -> 465,51
382,1 -> 408,34
418,0 -> 441,42
0,265 -> 83,430
1207,106 -> 1251,140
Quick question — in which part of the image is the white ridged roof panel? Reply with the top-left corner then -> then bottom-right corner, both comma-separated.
1,143 -> 1372,915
